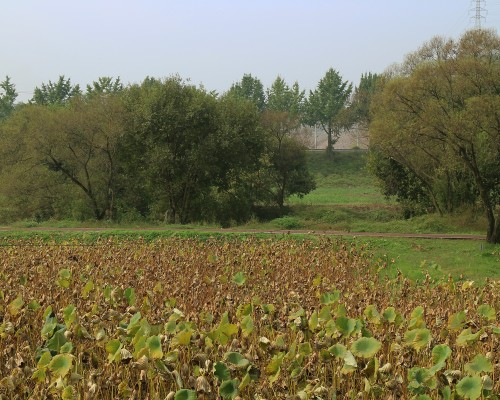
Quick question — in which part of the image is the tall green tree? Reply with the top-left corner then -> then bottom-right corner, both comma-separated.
86,77 -> 123,97
370,29 -> 500,243
306,68 -> 353,158
122,77 -> 226,223
32,75 -> 81,105
261,76 -> 314,209
226,74 -> 265,111
0,76 -> 18,121
350,72 -> 380,132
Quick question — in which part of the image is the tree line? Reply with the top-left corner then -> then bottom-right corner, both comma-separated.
0,70 -> 368,226
2,29 -> 498,243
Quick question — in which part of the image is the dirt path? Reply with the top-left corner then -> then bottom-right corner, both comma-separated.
0,226 -> 485,240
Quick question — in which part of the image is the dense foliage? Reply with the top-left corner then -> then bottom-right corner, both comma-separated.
370,29 -> 500,243
0,237 -> 498,398
0,76 -> 316,225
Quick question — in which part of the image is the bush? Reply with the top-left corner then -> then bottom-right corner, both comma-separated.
273,216 -> 303,230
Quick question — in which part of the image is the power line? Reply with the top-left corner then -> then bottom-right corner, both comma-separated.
470,0 -> 487,29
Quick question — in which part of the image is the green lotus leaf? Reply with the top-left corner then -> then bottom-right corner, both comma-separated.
456,376 -> 482,400
432,344 -> 452,365
429,361 -> 446,375
59,268 -> 72,280
318,306 -> 332,322
261,304 -> 275,314
477,304 -> 496,321
31,368 -> 46,382
236,303 -> 253,318
447,311 -> 466,331
298,342 -> 312,356
174,389 -> 197,400
308,311 -> 319,331
289,307 -> 305,320
27,300 -> 41,311
7,295 -> 24,316
411,306 -> 424,319
57,269 -> 72,288
37,350 -> 52,368
219,379 -> 239,400
146,335 -> 163,359
47,328 -> 68,353
408,306 -> 426,329
232,271 -> 246,286
172,329 -> 192,347
127,312 -> 142,334
41,319 -> 58,338
60,341 -> 73,354
404,328 -> 432,352
63,304 -> 76,329
328,343 -> 347,358
81,280 -> 94,298
382,307 -> 397,323
464,354 -> 493,375
61,385 -> 76,400
48,354 -> 73,378
124,287 -> 136,306
456,328 -> 481,346
266,352 -> 284,375
364,305 -> 381,325
351,337 -> 381,358
134,335 -> 147,359
225,352 -> 250,369
106,339 -> 122,363
343,350 -> 357,367
407,366 -> 437,394
336,316 -> 357,337
320,290 -> 341,305
341,363 -> 357,374
213,362 -> 231,382
241,315 -> 254,337
440,386 -> 452,400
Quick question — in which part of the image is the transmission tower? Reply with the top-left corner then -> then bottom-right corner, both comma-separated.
471,0 -> 487,29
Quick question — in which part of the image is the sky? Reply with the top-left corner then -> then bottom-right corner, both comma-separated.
2,0 -> 499,102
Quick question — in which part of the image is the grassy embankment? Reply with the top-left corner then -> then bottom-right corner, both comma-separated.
1,150 -> 498,282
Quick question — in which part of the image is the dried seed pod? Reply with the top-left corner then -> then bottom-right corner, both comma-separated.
166,391 -> 175,400
120,348 -> 133,364
379,363 -> 392,374
133,355 -> 149,370
195,375 -> 211,393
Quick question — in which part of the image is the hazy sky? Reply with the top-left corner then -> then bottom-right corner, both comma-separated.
2,1 -> 499,102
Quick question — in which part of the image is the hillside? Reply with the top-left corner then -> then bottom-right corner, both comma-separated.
265,150 -> 488,235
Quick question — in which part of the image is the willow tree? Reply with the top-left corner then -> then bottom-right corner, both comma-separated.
0,93 -> 125,220
371,29 -> 500,243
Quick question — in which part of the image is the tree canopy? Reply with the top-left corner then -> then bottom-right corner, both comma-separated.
0,76 -> 17,121
0,74 -> 317,225
370,29 -> 500,243
305,68 -> 353,158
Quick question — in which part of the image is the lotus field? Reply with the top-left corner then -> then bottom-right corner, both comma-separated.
0,237 -> 498,399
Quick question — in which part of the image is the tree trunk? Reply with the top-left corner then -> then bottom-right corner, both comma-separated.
326,131 -> 333,159
485,206 -> 500,244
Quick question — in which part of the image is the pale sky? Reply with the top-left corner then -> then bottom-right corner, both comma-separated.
2,1 -> 499,102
